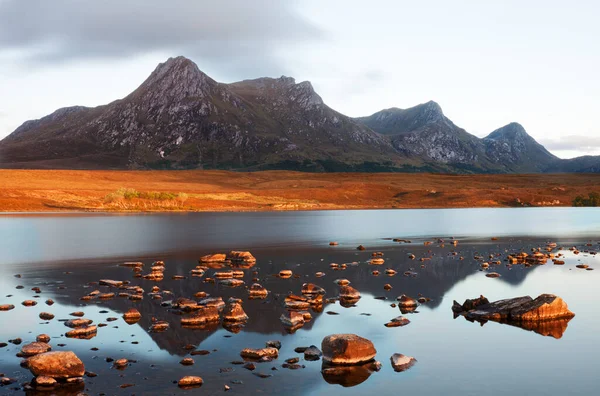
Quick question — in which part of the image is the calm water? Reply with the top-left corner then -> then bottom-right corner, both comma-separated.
0,209 -> 599,395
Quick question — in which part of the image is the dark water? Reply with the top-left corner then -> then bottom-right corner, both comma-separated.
0,209 -> 599,395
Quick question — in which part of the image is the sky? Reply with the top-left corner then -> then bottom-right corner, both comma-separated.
0,0 -> 599,159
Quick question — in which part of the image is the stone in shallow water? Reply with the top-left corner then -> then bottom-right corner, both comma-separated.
20,342 -> 51,357
397,295 -> 418,308
178,376 -> 203,388
321,334 -> 376,366
280,311 -> 305,328
66,325 -> 98,339
222,302 -> 248,322
27,351 -> 85,379
390,353 -> 417,372
0,304 -> 15,311
240,347 -> 279,360
304,345 -> 322,361
384,316 -> 410,328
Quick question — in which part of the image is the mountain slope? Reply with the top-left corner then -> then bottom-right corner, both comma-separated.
0,57 -> 404,171
357,104 -> 561,173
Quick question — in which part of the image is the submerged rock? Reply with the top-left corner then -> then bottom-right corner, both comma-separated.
321,334 -> 376,365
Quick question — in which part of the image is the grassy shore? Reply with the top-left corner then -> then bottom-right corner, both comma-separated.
1,169 -> 599,212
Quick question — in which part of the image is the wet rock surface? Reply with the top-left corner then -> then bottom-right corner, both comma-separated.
321,334 -> 376,365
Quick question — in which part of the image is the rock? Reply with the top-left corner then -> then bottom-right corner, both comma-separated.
397,295 -> 418,308
70,311 -> 84,317
180,358 -> 194,366
390,354 -> 417,372
576,264 -> 589,269
452,295 -> 489,313
285,295 -> 310,310
20,342 -> 52,357
200,253 -> 227,263
304,345 -> 322,361
457,294 -> 575,330
279,269 -> 293,278
27,351 -> 85,379
181,306 -> 220,326
321,334 -> 377,365
301,283 -> 325,296
329,242 -> 339,246
370,258 -> 384,265
198,297 -> 225,311
266,340 -> 282,349
248,283 -> 268,299
339,285 -> 360,300
22,300 -> 37,307
0,304 -> 14,311
123,308 -> 141,324
220,279 -> 245,287
356,245 -> 366,251
384,316 -> 410,327
65,318 -> 93,328
486,272 -> 501,278
66,325 -> 97,339
149,320 -> 169,332
222,302 -> 248,322
280,311 -> 305,328
178,376 -> 203,388
99,279 -> 123,288
383,284 -> 392,291
240,347 -> 279,360
227,251 -> 256,265
113,358 -> 128,368
36,334 -> 51,343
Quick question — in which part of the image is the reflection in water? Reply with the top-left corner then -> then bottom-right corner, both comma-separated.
456,316 -> 574,339
0,212 -> 599,395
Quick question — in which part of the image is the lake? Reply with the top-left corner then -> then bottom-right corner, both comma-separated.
0,208 -> 598,395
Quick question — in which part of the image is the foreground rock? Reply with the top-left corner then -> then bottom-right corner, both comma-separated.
390,354 -> 417,372
20,342 -> 51,357
240,347 -> 279,360
322,334 -> 376,365
27,351 -> 85,379
453,294 -> 575,338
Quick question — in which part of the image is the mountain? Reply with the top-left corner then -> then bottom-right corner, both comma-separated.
357,103 -> 569,173
0,56 -> 404,171
1,56 -> 599,173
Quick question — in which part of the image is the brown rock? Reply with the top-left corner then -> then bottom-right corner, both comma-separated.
397,295 -> 418,308
22,300 -> 37,307
280,311 -> 305,328
65,318 -> 93,328
39,312 -> 55,320
99,279 -> 123,288
20,342 -> 52,357
240,347 -> 279,360
33,375 -> 57,387
66,325 -> 97,339
384,316 -> 410,327
301,283 -> 326,297
27,351 -> 85,379
181,306 -> 220,326
227,251 -> 256,264
222,302 -> 248,322
178,376 -> 203,388
36,334 -> 51,343
321,334 -> 377,365
200,253 -> 226,263
123,308 -> 141,324
0,304 -> 15,311
339,285 -> 360,300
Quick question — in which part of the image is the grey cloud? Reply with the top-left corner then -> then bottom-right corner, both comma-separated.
539,135 -> 600,152
0,0 -> 321,77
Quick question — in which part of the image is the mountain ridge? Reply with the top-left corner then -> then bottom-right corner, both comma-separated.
0,56 -> 598,173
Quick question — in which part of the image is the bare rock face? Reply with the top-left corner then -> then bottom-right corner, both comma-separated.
27,351 -> 85,379
321,334 -> 376,366
390,354 -> 417,372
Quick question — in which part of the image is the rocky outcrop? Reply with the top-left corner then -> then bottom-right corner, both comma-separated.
321,334 -> 376,366
453,294 -> 575,338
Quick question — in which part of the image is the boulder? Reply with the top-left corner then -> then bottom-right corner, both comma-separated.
390,354 -> 416,372
462,294 -> 575,322
339,285 -> 360,300
0,304 -> 15,311
301,283 -> 325,297
397,295 -> 418,308
122,308 -> 142,324
181,306 -> 220,326
452,295 -> 490,313
65,325 -> 97,339
20,342 -> 51,357
27,351 -> 85,379
384,316 -> 410,328
304,345 -> 322,361
280,311 -> 305,328
248,283 -> 268,299
227,251 -> 256,264
321,334 -> 376,365
200,253 -> 226,263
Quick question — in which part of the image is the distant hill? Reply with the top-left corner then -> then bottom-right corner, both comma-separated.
0,56 -> 598,173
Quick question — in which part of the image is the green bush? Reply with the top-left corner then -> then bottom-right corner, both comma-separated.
573,192 -> 600,207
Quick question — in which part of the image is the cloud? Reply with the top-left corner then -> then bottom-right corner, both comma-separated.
0,0 -> 321,76
539,135 -> 600,153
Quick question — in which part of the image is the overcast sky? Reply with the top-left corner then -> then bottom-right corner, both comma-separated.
1,0 -> 598,158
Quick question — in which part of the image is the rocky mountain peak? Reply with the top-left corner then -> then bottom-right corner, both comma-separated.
130,56 -> 217,106
485,122 -> 529,141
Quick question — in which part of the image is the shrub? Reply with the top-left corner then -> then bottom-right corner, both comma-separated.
573,192 -> 600,207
